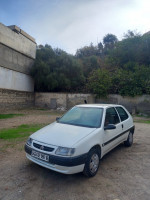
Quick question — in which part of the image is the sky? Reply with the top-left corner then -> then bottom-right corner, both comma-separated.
0,0 -> 150,54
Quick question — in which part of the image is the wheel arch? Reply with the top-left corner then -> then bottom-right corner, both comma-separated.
89,144 -> 102,159
130,125 -> 135,134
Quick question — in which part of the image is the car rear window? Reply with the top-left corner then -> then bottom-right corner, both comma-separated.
116,107 -> 129,121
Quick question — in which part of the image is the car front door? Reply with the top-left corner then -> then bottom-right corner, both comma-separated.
115,106 -> 130,140
103,107 -> 122,154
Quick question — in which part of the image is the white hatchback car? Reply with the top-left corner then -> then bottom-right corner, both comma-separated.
25,104 -> 135,177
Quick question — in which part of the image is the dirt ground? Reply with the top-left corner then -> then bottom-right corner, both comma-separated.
0,109 -> 150,200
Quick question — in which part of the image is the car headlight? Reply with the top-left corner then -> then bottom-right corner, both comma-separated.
55,147 -> 75,156
26,137 -> 33,146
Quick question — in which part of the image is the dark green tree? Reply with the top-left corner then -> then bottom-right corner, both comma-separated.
103,34 -> 118,49
31,45 -> 85,92
87,69 -> 111,97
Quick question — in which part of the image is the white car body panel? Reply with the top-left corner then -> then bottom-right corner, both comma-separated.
31,122 -> 96,148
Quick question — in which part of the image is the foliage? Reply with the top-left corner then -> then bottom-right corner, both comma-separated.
76,43 -> 98,58
107,32 -> 150,67
111,65 -> 150,96
80,55 -> 100,77
31,31 -> 150,97
87,69 -> 111,97
0,114 -> 24,119
103,34 -> 118,54
31,45 -> 85,92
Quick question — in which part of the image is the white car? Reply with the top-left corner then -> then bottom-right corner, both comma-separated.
25,104 -> 135,177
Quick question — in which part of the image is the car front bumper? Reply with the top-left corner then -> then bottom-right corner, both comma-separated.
25,144 -> 87,174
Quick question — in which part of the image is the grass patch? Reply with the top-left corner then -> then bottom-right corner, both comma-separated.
0,114 -> 24,119
0,124 -> 44,139
134,120 -> 150,124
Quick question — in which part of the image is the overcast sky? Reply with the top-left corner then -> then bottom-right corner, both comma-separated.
0,0 -> 150,54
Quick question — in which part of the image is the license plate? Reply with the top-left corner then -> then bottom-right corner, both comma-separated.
31,150 -> 49,162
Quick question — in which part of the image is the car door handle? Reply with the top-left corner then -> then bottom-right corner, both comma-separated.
122,124 -> 124,129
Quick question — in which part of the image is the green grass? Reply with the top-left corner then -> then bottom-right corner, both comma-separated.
0,114 -> 24,119
0,124 -> 44,139
134,120 -> 150,124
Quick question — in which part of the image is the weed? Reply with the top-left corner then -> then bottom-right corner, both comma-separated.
0,114 -> 24,119
0,124 -> 44,139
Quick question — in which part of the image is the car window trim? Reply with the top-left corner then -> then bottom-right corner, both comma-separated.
104,106 -> 121,128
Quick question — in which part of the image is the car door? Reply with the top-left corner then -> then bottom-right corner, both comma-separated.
103,107 -> 122,154
115,106 -> 130,140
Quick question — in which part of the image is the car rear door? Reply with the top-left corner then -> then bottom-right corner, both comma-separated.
103,107 -> 122,154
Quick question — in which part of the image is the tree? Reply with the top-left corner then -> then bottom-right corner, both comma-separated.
81,55 -> 100,77
87,69 -> 111,97
123,30 -> 141,39
31,45 -> 85,92
103,34 -> 118,49
110,65 -> 150,96
98,42 -> 104,55
106,32 -> 150,68
76,43 -> 98,58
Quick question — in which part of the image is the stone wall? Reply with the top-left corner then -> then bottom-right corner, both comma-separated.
96,94 -> 150,115
0,89 -> 34,110
67,93 -> 95,109
35,93 -> 150,115
35,93 -> 95,110
35,93 -> 67,110
1,91 -> 150,114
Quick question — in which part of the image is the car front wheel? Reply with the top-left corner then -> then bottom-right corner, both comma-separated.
83,148 -> 100,177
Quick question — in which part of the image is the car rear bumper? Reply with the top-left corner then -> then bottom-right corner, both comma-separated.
25,144 -> 86,174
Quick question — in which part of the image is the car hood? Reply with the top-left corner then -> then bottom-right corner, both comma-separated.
31,122 -> 96,147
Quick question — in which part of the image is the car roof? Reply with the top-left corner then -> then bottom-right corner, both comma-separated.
76,104 -> 122,108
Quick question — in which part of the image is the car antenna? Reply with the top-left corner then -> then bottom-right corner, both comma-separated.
84,100 -> 87,104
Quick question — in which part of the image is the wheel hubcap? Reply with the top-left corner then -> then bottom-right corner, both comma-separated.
90,154 -> 99,173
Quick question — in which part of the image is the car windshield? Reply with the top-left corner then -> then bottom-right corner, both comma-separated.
58,107 -> 103,128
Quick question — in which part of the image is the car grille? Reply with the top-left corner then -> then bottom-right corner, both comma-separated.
33,142 -> 54,152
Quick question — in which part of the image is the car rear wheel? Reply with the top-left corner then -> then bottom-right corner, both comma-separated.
124,131 -> 133,147
83,148 -> 100,177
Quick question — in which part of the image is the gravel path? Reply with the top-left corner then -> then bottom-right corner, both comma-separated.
0,121 -> 150,200
0,109 -> 62,129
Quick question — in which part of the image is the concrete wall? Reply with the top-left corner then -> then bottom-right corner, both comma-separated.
0,88 -> 34,110
96,94 -> 150,115
35,93 -> 67,110
0,23 -> 36,92
0,66 -> 34,92
67,93 -> 95,109
35,93 -> 150,115
35,93 -> 95,110
0,43 -> 34,75
0,23 -> 36,59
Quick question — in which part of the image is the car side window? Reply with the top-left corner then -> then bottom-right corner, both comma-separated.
116,107 -> 129,121
104,107 -> 120,126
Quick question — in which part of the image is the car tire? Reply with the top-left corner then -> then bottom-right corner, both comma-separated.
124,131 -> 133,147
83,148 -> 100,177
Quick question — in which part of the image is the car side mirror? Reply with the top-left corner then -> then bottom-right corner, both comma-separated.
104,124 -> 116,130
56,117 -> 60,122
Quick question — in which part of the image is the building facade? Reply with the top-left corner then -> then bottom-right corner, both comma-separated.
0,23 -> 36,110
